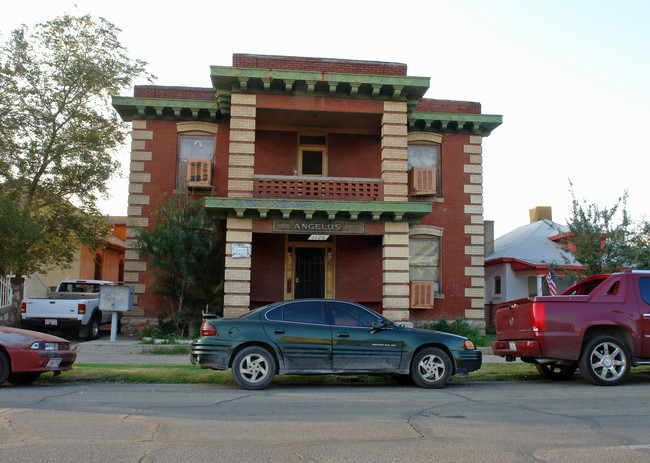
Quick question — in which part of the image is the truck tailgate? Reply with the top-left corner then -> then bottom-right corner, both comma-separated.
22,299 -> 80,319
494,298 -> 535,340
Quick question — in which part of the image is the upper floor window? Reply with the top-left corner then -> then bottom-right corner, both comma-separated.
180,135 -> 214,161
407,144 -> 439,170
177,134 -> 215,189
298,134 -> 327,176
494,276 -> 502,295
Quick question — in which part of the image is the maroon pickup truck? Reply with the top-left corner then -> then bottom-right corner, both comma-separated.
492,270 -> 650,385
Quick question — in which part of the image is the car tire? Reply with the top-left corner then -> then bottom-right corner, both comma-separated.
0,351 -> 9,385
535,363 -> 578,381
410,347 -> 452,389
232,346 -> 276,390
579,336 -> 631,386
7,372 -> 41,385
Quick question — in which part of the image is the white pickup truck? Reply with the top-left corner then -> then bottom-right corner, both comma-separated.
21,280 -> 115,339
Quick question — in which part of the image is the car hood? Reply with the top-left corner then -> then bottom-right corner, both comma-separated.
0,326 -> 71,348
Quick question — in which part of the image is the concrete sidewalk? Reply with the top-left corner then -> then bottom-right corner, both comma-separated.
73,335 -> 510,364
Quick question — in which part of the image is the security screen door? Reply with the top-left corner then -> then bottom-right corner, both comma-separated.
294,247 -> 325,299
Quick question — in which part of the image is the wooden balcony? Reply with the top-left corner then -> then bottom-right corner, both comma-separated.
254,175 -> 383,201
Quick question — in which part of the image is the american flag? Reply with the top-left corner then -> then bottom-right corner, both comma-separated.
545,265 -> 557,296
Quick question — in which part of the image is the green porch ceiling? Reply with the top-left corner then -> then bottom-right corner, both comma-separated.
203,197 -> 432,224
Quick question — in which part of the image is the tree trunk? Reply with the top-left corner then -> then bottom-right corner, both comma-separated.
8,274 -> 25,328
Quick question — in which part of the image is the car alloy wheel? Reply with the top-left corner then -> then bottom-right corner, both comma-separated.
232,346 -> 276,390
579,335 -> 630,386
410,347 -> 452,389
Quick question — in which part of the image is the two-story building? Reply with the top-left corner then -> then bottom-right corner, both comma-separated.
112,54 -> 501,329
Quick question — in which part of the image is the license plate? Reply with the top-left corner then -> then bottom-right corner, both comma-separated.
45,319 -> 57,326
46,358 -> 61,369
509,342 -> 516,350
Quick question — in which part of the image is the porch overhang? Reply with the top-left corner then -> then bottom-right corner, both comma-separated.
203,197 -> 432,224
409,111 -> 502,137
210,66 -> 431,114
111,96 -> 222,122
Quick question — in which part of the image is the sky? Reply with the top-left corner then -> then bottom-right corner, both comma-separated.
2,0 -> 649,238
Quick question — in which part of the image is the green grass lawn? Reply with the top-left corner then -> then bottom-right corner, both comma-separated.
28,362 -> 650,387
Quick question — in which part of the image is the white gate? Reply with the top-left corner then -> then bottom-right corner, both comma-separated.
0,275 -> 12,310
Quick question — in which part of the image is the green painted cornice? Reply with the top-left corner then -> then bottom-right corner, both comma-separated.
409,111 -> 502,137
111,96 -> 222,122
203,197 -> 432,224
210,66 -> 430,114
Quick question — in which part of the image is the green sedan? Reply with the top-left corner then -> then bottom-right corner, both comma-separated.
191,299 -> 482,389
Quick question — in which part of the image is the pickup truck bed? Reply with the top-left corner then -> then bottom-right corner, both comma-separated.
21,280 -> 115,339
492,271 -> 650,385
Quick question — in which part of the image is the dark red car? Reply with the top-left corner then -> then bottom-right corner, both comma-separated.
0,326 -> 77,386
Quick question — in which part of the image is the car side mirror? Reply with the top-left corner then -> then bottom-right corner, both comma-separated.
371,319 -> 392,331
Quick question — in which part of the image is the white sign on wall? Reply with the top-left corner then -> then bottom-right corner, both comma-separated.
231,243 -> 251,258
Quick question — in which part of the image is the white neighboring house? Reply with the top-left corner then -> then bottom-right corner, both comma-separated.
484,208 -> 582,321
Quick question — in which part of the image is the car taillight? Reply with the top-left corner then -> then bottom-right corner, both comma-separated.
200,321 -> 217,336
531,302 -> 546,332
21,302 -> 26,313
78,303 -> 86,315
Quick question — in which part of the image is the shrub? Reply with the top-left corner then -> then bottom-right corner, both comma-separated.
415,318 -> 488,347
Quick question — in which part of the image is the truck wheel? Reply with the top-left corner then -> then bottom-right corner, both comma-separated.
410,347 -> 452,389
81,315 -> 100,340
579,336 -> 631,386
232,346 -> 276,390
535,363 -> 578,380
0,352 -> 9,385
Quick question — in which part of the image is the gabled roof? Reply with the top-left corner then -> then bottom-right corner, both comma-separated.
485,219 -> 580,267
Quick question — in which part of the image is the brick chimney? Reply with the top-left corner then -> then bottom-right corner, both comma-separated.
529,206 -> 552,223
484,220 -> 494,256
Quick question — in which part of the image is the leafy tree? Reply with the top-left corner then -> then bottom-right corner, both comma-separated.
0,14 -> 152,324
136,197 -> 224,335
561,182 -> 650,278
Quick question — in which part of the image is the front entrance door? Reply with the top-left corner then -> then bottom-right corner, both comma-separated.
284,238 -> 335,300
295,248 -> 325,298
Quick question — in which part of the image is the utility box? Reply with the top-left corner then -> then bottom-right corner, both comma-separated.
99,286 -> 134,312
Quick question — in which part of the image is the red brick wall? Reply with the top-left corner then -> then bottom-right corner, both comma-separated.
233,54 -> 407,76
328,134 -> 381,178
255,131 -> 298,176
410,132 -> 474,321
257,94 -> 383,114
335,235 -> 383,304
415,98 -> 481,114
134,86 -> 215,101
250,234 -> 286,305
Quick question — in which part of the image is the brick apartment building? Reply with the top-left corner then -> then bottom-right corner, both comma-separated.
112,54 -> 501,328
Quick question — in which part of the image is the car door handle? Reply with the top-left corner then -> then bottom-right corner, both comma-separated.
336,332 -> 350,338
274,329 -> 286,334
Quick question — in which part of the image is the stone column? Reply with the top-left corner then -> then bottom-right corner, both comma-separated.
382,222 -> 410,321
222,93 -> 256,316
463,135 -> 486,326
124,119 -> 152,319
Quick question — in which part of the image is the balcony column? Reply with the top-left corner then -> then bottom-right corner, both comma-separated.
382,222 -> 410,321
381,101 -> 408,202
381,102 -> 410,321
223,93 -> 256,317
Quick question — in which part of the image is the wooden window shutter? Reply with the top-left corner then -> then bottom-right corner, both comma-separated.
410,281 -> 434,309
408,166 -> 437,196
186,159 -> 212,188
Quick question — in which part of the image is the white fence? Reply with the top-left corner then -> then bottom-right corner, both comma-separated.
0,275 -> 12,310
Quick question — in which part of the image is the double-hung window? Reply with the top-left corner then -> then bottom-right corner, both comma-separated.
298,134 -> 327,176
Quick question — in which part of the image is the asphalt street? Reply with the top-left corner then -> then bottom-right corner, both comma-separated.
1,380 -> 649,462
